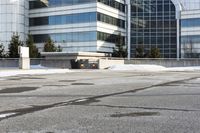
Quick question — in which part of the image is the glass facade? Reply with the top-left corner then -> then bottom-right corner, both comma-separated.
97,0 -> 125,12
33,31 -> 97,43
97,32 -> 125,44
32,31 -> 125,45
181,35 -> 200,58
97,13 -> 125,28
181,18 -> 200,27
130,0 -> 177,58
30,12 -> 125,28
30,0 -> 125,13
0,0 -> 28,49
29,0 -> 95,9
30,12 -> 97,26
28,0 -> 126,53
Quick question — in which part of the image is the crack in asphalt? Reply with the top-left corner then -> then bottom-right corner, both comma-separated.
113,93 -> 200,97
0,76 -> 199,121
87,104 -> 200,112
8,77 -> 46,81
0,95 -> 94,98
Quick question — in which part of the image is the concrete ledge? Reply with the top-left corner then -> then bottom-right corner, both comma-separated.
41,52 -> 108,60
99,59 -> 124,69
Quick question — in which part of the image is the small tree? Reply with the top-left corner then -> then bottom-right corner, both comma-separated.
0,43 -> 6,58
112,33 -> 127,58
43,38 -> 57,52
136,45 -> 145,58
26,34 -> 40,58
8,33 -> 23,58
148,48 -> 161,58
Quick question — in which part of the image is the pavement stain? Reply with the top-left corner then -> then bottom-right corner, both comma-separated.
43,85 -> 68,87
0,87 -> 39,93
59,80 -> 77,82
71,83 -> 94,86
110,112 -> 160,118
0,98 -> 99,121
8,77 -> 46,81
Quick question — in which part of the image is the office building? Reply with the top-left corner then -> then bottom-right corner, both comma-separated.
127,0 -> 200,58
1,0 -> 200,58
0,0 -> 29,50
29,0 -> 126,53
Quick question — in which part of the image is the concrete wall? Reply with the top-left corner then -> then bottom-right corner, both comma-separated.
1,58 -> 200,69
0,59 -> 19,68
0,59 -> 71,69
40,60 -> 71,69
98,59 -> 200,69
125,59 -> 200,67
98,59 -> 124,69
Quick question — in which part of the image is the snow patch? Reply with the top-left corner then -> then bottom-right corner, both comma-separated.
167,66 -> 200,72
0,69 -> 72,78
0,113 -> 16,118
109,64 -> 200,72
76,99 -> 87,102
30,64 -> 46,69
109,64 -> 167,71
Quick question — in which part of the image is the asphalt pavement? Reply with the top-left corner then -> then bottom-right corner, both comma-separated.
0,70 -> 200,133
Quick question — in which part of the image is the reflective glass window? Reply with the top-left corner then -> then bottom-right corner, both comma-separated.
182,18 -> 200,27
97,0 -> 125,12
130,0 -> 177,58
29,0 -> 95,9
33,31 -> 97,43
29,12 -> 97,26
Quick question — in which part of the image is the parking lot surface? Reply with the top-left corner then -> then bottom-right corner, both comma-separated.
0,70 -> 200,133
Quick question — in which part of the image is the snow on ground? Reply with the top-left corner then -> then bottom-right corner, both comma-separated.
0,113 -> 16,118
109,64 -> 167,71
30,64 -> 47,69
167,66 -> 200,72
0,69 -> 71,78
109,64 -> 200,72
1,64 -> 200,78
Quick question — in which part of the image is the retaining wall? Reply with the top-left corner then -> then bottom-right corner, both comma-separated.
1,58 -> 200,69
125,59 -> 200,67
0,59 -> 71,69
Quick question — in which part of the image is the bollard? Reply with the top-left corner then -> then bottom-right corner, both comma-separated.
18,46 -> 30,70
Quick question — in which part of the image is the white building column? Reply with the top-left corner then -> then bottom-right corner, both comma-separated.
19,47 -> 30,70
171,0 -> 182,59
177,19 -> 180,60
126,0 -> 131,60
